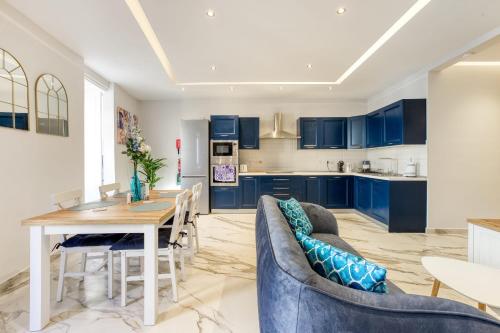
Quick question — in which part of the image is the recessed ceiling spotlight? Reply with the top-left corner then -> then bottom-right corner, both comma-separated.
329,86 -> 333,91
336,7 -> 346,15
307,63 -> 312,69
279,86 -> 284,91
206,9 -> 216,17
181,87 -> 185,91
230,86 -> 234,92
211,65 -> 216,71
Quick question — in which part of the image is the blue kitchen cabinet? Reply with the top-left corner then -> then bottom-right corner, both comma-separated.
366,111 -> 384,147
354,177 -> 371,213
210,115 -> 239,139
298,118 -> 319,149
371,179 -> 390,224
383,102 -> 403,145
348,116 -> 366,149
322,176 -> 351,208
319,118 -> 347,149
239,176 -> 259,208
211,186 -> 239,209
304,176 -> 321,204
239,117 -> 259,149
260,176 -> 292,201
291,177 -> 306,201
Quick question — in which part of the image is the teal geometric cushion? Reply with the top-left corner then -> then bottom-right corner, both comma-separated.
296,232 -> 387,293
277,198 -> 313,236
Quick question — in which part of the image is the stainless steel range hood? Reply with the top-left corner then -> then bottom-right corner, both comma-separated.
260,112 -> 300,139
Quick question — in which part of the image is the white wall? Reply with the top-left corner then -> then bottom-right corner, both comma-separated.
428,65 -> 500,229
0,3 -> 84,282
113,84 -> 141,189
140,99 -> 366,188
366,73 -> 428,176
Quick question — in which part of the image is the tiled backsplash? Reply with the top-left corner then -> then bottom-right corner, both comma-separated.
239,140 -> 427,176
366,145 -> 427,176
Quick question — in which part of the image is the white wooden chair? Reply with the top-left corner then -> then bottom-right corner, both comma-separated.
54,189 -> 122,302
99,182 -> 121,199
186,182 -> 203,256
112,190 -> 190,306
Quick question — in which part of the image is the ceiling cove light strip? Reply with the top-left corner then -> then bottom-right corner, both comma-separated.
455,61 -> 500,66
334,0 -> 432,84
177,82 -> 336,86
124,0 -> 176,82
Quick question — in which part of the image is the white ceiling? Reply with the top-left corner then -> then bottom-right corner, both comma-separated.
6,0 -> 500,101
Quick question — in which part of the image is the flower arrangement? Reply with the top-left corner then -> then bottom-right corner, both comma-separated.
122,127 -> 151,172
122,127 -> 151,201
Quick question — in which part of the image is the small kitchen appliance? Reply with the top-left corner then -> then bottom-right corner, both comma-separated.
404,159 -> 417,177
337,161 -> 344,173
239,164 -> 248,173
362,160 -> 371,172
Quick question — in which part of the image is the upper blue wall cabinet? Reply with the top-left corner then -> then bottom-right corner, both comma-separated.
210,115 -> 239,139
366,111 -> 384,148
367,99 -> 426,147
239,117 -> 259,149
347,116 -> 366,149
298,117 -> 347,149
319,118 -> 347,149
298,118 -> 319,149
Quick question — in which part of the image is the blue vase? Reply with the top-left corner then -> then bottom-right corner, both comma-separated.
130,172 -> 142,202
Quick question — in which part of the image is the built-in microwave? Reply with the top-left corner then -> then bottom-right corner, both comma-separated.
210,164 -> 239,186
210,140 -> 238,164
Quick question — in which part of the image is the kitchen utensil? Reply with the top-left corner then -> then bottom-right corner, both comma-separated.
240,164 -> 248,173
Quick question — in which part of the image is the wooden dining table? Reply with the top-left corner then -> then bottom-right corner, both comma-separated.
22,189 -> 189,331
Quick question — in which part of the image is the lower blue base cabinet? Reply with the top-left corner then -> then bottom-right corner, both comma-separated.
211,186 -> 239,209
322,176 -> 352,208
304,176 -> 321,204
240,176 -> 259,208
354,177 -> 426,232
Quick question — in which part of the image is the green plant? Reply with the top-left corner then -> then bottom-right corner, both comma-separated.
139,154 -> 167,190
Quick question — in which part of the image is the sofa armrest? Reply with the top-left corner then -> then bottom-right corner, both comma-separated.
300,202 -> 339,236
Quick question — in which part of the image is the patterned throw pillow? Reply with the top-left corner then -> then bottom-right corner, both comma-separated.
296,232 -> 387,293
277,198 -> 313,235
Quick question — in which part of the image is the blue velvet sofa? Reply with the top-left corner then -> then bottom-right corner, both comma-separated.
256,195 -> 500,333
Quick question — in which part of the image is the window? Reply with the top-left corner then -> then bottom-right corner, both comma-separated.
35,74 -> 68,136
0,48 -> 29,130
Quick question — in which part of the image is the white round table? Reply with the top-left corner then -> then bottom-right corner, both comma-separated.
421,256 -> 500,311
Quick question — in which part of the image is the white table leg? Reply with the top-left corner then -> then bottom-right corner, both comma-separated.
29,226 -> 50,331
143,224 -> 158,326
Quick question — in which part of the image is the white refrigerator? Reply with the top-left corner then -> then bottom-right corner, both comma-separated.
180,119 -> 210,214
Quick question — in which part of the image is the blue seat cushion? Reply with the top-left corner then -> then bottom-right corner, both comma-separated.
110,228 -> 173,251
163,211 -> 190,226
61,233 -> 125,248
296,232 -> 388,293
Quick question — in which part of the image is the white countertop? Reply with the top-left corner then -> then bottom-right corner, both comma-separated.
239,171 -> 427,181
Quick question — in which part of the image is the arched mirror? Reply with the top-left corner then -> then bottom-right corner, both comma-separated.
36,73 -> 68,136
0,48 -> 29,130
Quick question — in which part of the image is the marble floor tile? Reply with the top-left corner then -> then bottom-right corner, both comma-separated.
0,212 -> 495,332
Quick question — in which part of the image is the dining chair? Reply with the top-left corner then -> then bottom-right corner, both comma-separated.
53,189 -> 124,302
111,190 -> 190,306
163,183 -> 203,260
99,182 -> 121,199
186,182 -> 202,256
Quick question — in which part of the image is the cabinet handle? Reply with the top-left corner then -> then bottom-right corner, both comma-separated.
308,177 -> 317,179
242,145 -> 254,148
273,187 -> 290,190
273,193 -> 290,197
329,147 -> 339,149
244,177 -> 254,179
274,179 -> 290,181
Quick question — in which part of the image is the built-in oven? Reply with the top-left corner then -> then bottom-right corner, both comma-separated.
210,140 -> 238,164
210,164 -> 239,186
